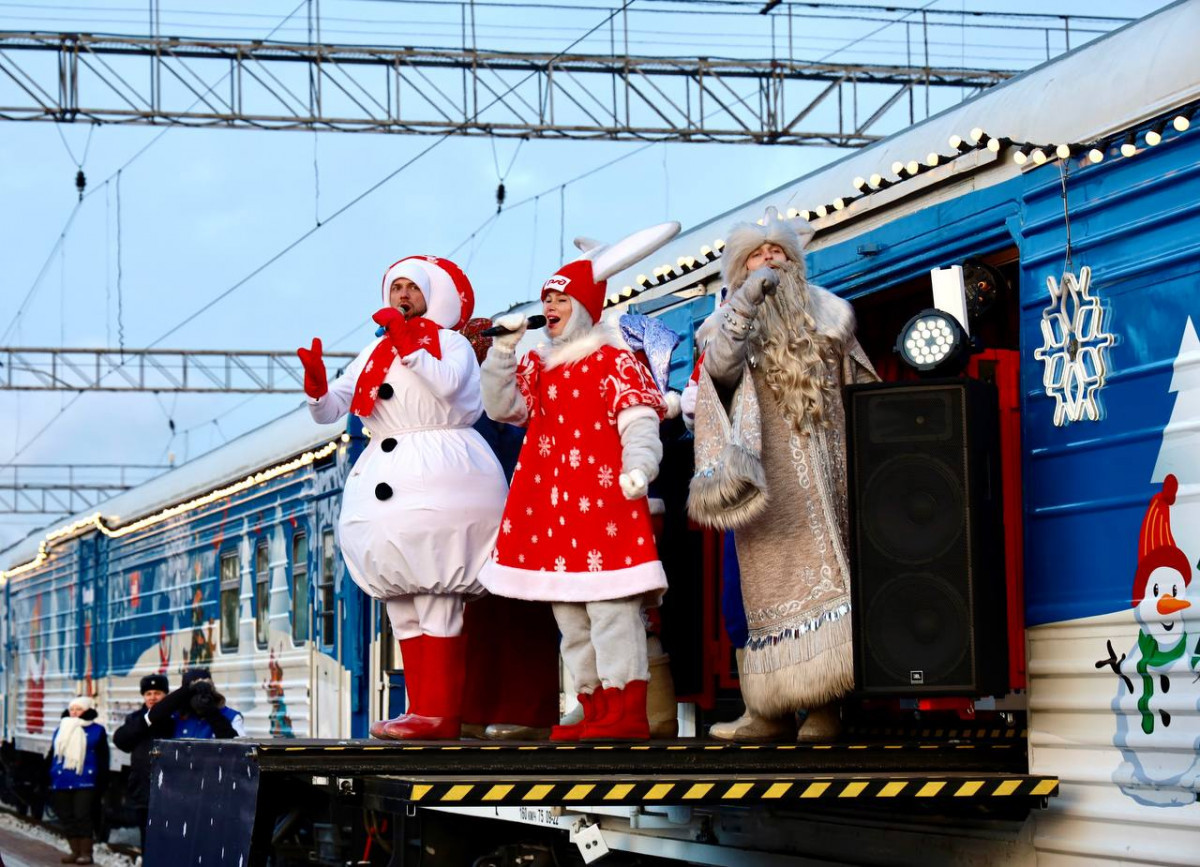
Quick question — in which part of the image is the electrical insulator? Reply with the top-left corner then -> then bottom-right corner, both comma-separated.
496,182 -> 506,213
75,169 -> 86,200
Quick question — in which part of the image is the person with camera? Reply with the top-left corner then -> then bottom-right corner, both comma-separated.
147,668 -> 244,739
112,674 -> 175,848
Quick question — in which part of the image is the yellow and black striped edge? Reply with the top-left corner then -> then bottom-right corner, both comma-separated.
397,775 -> 1058,805
262,740 -> 1018,754
845,727 -> 1028,741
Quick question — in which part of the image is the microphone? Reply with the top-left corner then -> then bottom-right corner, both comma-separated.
480,315 -> 547,337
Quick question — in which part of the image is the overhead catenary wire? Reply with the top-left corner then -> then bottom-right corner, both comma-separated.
1,0 -> 641,468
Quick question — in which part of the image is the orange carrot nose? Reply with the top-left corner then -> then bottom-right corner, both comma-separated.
1158,596 -> 1191,616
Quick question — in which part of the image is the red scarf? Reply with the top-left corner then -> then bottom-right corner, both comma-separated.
349,308 -> 443,417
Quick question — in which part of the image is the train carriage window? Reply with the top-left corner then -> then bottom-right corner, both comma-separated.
320,529 -> 336,647
219,551 -> 240,652
291,532 -> 310,643
255,540 -> 270,648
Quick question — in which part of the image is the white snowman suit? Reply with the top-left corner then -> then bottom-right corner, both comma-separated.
308,259 -> 508,641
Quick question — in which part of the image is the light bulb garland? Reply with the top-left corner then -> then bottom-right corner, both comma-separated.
601,100 -> 1197,310
0,437 -> 346,581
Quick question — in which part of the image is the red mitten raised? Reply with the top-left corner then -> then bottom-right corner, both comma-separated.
371,307 -> 443,360
296,337 -> 328,399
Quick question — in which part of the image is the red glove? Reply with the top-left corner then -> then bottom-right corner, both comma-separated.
296,337 -> 328,399
371,308 -> 443,360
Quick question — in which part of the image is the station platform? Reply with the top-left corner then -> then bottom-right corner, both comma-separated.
145,733 -> 1056,866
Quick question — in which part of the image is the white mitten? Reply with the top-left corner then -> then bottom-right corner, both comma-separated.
619,468 -> 649,500
491,312 -> 528,354
617,410 -> 662,501
740,266 -> 780,307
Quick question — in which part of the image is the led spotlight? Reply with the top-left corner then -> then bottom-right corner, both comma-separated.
786,207 -> 801,218
895,308 -> 971,374
925,152 -> 941,168
986,136 -> 1003,153
1120,131 -> 1137,157
1173,112 -> 1191,132
905,159 -> 921,176
1146,122 -> 1165,146
948,134 -> 971,153
968,127 -> 987,146
832,197 -> 846,211
853,176 -> 868,192
1013,143 -> 1033,165
815,204 -> 828,218
891,160 -> 906,175
636,273 -> 650,287
1032,147 -> 1049,165
1055,143 -> 1073,160
868,173 -> 890,190
1087,147 -> 1104,164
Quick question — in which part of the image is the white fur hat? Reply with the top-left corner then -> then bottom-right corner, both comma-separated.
68,695 -> 96,712
720,206 -> 815,292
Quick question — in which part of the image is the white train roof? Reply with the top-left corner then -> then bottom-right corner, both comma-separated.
606,0 -> 1200,290
3,404 -> 346,571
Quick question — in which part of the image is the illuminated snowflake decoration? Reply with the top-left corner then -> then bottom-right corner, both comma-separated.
1032,266 -> 1115,426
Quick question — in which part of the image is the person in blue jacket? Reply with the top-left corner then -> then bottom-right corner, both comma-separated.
147,668 -> 245,739
48,695 -> 109,865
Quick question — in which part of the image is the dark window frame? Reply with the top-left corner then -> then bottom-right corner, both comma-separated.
290,530 -> 310,645
254,539 -> 270,649
218,549 -> 241,652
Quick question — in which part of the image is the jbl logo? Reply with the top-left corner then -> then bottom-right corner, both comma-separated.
909,671 -> 925,685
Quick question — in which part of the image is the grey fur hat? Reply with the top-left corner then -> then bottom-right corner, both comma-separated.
720,206 -> 815,292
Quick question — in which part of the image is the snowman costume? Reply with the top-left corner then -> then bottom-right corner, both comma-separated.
1109,474 -> 1200,805
300,256 -> 508,739
479,223 -> 679,741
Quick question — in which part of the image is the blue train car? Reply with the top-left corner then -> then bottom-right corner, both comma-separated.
0,408 -> 375,775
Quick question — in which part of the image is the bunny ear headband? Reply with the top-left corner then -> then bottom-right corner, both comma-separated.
545,221 -> 681,323
572,221 -> 681,282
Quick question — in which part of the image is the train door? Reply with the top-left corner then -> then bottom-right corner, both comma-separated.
312,526 -> 347,738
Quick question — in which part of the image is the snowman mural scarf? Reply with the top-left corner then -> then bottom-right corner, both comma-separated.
1134,630 -> 1188,735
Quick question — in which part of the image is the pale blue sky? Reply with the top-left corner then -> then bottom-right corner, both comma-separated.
0,0 -> 1174,548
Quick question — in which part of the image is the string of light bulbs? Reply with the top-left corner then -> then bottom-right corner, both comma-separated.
603,100 -> 1197,309
0,436 -> 346,582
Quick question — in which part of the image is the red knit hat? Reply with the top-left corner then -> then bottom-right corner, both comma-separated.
541,259 -> 606,325
1131,474 -> 1191,606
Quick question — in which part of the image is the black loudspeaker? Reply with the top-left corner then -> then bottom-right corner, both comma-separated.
845,379 -> 1007,696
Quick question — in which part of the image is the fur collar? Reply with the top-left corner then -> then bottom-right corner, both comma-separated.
535,321 -> 625,369
808,283 -> 857,346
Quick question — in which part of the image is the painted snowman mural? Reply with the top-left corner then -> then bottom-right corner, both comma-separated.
1106,318 -> 1200,806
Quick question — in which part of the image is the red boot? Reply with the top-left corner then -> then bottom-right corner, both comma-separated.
550,691 -> 605,742
582,681 -> 650,741
371,635 -> 425,739
377,634 -> 465,739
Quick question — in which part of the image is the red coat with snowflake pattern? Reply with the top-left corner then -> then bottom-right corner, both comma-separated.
478,344 -> 668,603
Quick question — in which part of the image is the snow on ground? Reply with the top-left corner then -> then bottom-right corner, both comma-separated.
0,810 -> 137,866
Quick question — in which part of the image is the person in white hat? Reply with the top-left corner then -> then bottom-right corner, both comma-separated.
298,256 -> 508,740
694,209 -> 878,741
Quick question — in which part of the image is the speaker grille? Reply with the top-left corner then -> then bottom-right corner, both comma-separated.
864,573 -> 971,687
862,455 -> 965,564
847,380 -> 1006,697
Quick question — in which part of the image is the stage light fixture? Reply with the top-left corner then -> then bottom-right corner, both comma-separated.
895,309 -> 971,374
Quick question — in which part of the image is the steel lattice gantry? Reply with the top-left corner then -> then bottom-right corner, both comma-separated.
0,347 -> 357,393
0,463 -> 167,514
0,32 -> 1014,146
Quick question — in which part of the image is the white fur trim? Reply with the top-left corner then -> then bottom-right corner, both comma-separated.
616,404 -> 659,436
381,261 -> 431,303
663,391 -> 682,419
539,321 -> 625,370
807,283 -> 857,345
479,558 -> 667,605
